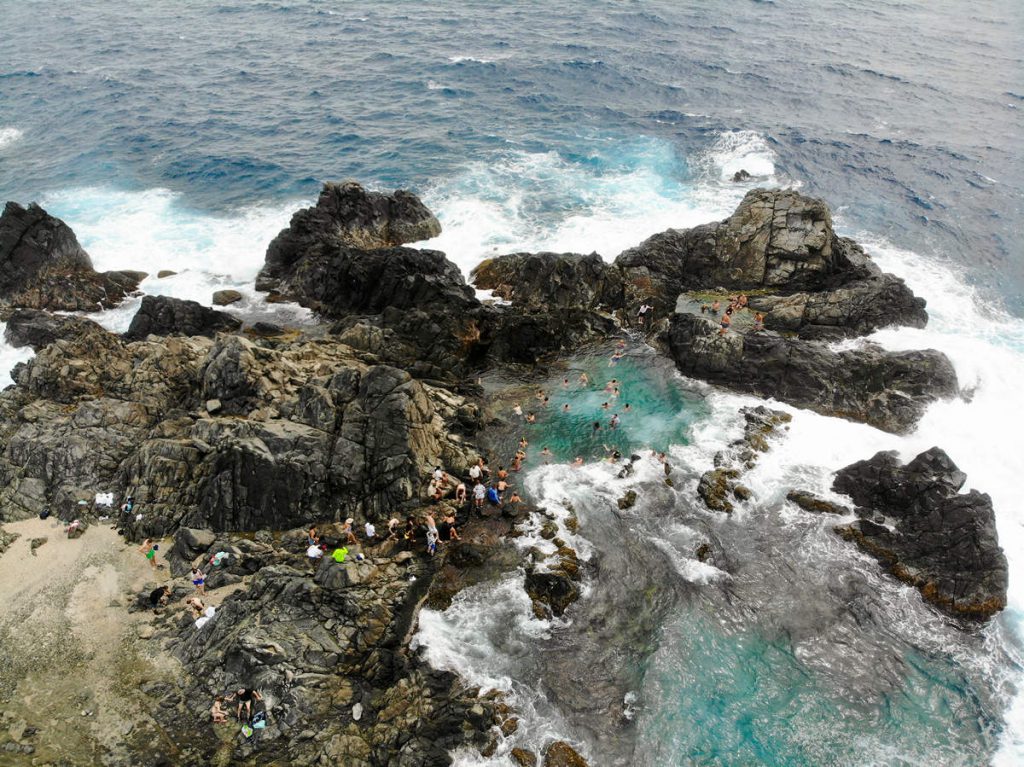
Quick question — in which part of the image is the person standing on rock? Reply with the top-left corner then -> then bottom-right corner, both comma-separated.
387,518 -> 400,541
637,302 -> 652,327
719,311 -> 732,335
364,520 -> 376,543
190,566 -> 206,596
139,538 -> 162,570
455,480 -> 467,505
468,462 -> 481,483
230,688 -> 262,723
473,481 -> 486,509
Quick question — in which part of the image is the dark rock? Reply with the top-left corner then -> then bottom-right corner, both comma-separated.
212,289 -> 243,306
831,447 -> 1007,621
248,321 -> 284,337
125,295 -> 242,340
0,202 -> 143,310
0,201 -> 92,293
731,169 -> 752,182
525,571 -> 580,618
472,252 -> 622,312
544,740 -> 590,767
617,490 -> 637,510
257,181 -> 442,293
786,490 -> 850,515
665,312 -> 958,433
156,270 -> 177,278
3,309 -> 109,351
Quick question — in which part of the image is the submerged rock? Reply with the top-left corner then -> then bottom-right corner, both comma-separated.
543,740 -> 590,767
831,447 -> 1008,621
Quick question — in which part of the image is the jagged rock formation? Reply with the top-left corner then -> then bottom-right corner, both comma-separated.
828,448 -> 1007,621
696,406 -> 791,512
666,313 -> 957,433
257,180 -> 441,292
3,308 -> 108,351
0,201 -> 144,312
0,324 -> 479,530
125,294 -> 243,340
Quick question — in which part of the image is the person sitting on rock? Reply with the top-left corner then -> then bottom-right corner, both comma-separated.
307,527 -> 320,547
719,312 -> 732,335
342,518 -> 358,545
404,516 -> 417,541
210,696 -> 229,724
753,312 -> 765,331
185,597 -> 205,619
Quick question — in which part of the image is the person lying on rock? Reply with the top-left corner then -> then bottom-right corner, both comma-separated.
210,696 -> 229,724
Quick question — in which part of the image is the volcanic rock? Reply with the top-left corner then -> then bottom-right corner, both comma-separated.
831,447 -> 1007,621
125,295 -> 242,340
665,312 -> 957,433
3,308 -> 109,351
544,741 -> 590,767
257,180 -> 442,294
211,289 -> 243,306
0,202 -> 144,311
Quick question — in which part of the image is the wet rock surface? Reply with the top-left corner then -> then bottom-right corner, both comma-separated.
829,447 -> 1008,621
0,201 -> 143,312
125,294 -> 243,340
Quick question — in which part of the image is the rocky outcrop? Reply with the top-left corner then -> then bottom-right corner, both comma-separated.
829,448 -> 1007,621
132,529 -> 498,766
665,312 -> 957,433
473,252 -> 622,312
212,289 -> 243,306
3,308 -> 109,351
0,201 -> 144,311
543,741 -> 590,767
124,295 -> 243,340
697,406 -> 791,512
257,181 -> 442,294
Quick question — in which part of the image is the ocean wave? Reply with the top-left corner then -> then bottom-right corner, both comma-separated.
0,127 -> 23,150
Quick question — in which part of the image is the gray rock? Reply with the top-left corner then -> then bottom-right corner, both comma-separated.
212,289 -> 243,306
125,295 -> 242,340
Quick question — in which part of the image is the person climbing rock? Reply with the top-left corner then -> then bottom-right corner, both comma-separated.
149,585 -> 171,613
139,538 -> 162,569
190,566 -> 206,596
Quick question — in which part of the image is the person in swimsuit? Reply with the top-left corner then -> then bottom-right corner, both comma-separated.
231,688 -> 262,723
211,696 -> 229,724
719,312 -> 731,335
139,539 -> 161,569
190,566 -> 206,596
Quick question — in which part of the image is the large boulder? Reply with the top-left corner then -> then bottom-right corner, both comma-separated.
831,448 -> 1008,621
3,308 -> 110,350
124,295 -> 242,340
0,202 -> 144,311
665,312 -> 958,433
472,252 -> 623,312
257,181 -> 442,294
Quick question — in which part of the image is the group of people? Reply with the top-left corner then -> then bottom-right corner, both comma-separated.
210,687 -> 265,729
700,294 -> 766,335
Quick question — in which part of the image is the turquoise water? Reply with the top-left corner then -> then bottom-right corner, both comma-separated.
638,608 -> 1000,766
503,349 -> 708,465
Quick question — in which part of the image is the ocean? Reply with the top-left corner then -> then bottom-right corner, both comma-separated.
2,1 -> 1023,764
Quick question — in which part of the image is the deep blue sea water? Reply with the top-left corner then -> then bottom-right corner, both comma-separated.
2,0 -> 1022,305
4,2 -> 1024,765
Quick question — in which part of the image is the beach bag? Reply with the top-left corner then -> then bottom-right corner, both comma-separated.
251,710 -> 267,729
241,723 -> 254,738
332,547 -> 348,563
39,509 -> 50,520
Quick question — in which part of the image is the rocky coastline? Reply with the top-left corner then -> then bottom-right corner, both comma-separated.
0,182 -> 1006,765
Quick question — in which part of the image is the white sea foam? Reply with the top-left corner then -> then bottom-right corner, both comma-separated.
417,134 -> 776,276
0,127 -> 23,150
